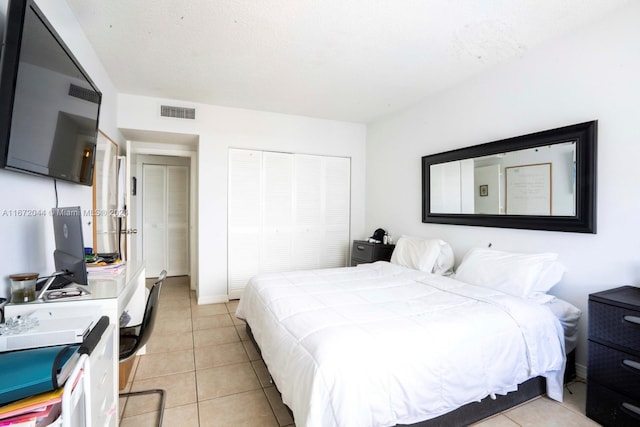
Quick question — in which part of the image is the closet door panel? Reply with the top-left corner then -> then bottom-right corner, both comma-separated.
322,157 -> 351,267
324,157 -> 351,227
322,226 -> 351,268
262,152 -> 293,228
228,150 -> 262,228
228,231 -> 261,295
293,155 -> 323,270
167,228 -> 189,275
167,166 -> 189,275
228,150 -> 262,297
294,154 -> 323,226
293,227 -> 323,270
261,230 -> 293,274
142,164 -> 167,277
261,153 -> 293,273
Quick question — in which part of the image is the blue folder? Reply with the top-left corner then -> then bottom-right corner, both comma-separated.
0,344 -> 79,405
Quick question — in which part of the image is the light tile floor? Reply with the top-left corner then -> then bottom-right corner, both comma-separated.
118,276 -> 600,427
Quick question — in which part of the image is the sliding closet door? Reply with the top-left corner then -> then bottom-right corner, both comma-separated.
293,155 -> 324,270
228,150 -> 262,297
228,149 -> 351,299
261,152 -> 294,273
292,155 -> 351,270
321,156 -> 351,267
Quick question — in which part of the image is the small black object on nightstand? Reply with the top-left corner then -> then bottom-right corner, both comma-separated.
351,240 -> 395,266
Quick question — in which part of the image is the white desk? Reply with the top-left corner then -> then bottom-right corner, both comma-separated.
4,262 -> 145,427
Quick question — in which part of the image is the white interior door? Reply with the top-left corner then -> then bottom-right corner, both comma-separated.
143,164 -> 167,277
142,163 -> 190,277
167,166 -> 189,275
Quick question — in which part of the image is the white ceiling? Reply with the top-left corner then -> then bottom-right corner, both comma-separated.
66,0 -> 631,123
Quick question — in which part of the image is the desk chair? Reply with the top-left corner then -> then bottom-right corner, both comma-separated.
119,270 -> 167,426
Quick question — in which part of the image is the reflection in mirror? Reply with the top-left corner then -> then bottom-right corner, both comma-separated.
422,121 -> 597,233
430,142 -> 576,216
93,131 -> 119,253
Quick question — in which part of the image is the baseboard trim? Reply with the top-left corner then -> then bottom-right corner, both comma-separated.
227,289 -> 243,300
197,294 -> 229,305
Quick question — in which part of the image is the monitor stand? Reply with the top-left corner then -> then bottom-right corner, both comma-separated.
36,271 -> 69,300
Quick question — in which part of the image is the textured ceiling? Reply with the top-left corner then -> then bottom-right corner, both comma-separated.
66,0 -> 631,123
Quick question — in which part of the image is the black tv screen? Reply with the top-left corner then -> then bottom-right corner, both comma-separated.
0,0 -> 101,186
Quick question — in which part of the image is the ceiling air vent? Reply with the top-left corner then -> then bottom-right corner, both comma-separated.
160,105 -> 196,120
68,84 -> 100,104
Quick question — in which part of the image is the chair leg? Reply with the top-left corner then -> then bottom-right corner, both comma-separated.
120,388 -> 166,427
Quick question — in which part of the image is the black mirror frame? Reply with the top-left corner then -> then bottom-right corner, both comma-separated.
422,121 -> 597,233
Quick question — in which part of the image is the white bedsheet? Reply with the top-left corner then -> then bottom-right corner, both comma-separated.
236,261 -> 565,427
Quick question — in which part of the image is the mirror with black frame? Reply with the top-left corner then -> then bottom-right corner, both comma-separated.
421,121 -> 597,233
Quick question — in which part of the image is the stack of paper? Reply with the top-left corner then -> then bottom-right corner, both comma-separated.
86,260 -> 126,276
0,388 -> 63,426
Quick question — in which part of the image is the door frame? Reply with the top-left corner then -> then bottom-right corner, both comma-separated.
126,141 -> 198,290
140,156 -> 191,278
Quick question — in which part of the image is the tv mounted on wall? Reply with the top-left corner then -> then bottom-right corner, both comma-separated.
0,0 -> 102,186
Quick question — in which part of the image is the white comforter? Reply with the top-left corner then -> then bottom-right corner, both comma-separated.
236,262 -> 565,427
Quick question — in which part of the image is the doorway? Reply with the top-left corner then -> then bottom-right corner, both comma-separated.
140,156 -> 190,277
122,131 -> 198,290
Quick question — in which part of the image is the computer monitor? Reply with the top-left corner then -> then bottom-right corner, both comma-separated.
52,206 -> 88,286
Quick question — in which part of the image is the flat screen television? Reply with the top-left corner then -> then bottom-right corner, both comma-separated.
0,0 -> 102,186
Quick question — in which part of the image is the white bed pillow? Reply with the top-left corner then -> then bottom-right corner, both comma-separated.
432,240 -> 455,276
532,260 -> 566,294
454,248 -> 563,298
390,236 -> 454,275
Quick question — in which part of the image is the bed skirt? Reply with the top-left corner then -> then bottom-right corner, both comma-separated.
396,376 -> 546,426
245,324 -> 575,426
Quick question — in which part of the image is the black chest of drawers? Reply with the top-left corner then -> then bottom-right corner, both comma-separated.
587,285 -> 640,426
350,240 -> 395,266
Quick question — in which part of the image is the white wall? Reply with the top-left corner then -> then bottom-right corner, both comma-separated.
117,94 -> 367,304
0,0 -> 121,299
366,2 -> 640,373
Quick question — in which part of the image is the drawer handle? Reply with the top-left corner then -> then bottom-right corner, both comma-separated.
623,315 -> 640,326
621,402 -> 640,420
622,359 -> 640,373
356,245 -> 365,251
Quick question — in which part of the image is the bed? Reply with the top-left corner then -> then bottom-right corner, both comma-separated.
236,240 -> 580,427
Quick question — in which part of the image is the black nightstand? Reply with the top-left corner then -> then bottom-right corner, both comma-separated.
350,240 -> 395,266
587,285 -> 640,426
